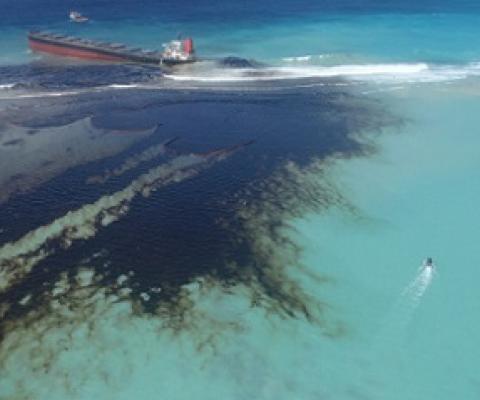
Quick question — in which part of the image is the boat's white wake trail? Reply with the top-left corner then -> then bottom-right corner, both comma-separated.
401,266 -> 435,307
371,265 -> 436,358
348,265 -> 436,399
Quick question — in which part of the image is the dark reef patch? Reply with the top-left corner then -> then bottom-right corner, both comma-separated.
0,80 -> 400,340
217,56 -> 262,69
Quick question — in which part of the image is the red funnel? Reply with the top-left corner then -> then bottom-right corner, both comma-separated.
183,38 -> 194,54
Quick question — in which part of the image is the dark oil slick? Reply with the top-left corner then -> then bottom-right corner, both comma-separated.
0,64 -> 398,350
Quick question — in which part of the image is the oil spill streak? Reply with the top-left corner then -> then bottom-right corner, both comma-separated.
0,143 -> 250,297
86,137 -> 178,184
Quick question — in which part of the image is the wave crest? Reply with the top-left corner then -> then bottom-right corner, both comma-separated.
165,61 -> 480,84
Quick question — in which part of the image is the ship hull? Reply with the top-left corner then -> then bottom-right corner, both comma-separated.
27,32 -> 196,66
29,38 -> 126,62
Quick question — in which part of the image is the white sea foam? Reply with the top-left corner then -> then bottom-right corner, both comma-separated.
282,54 -> 332,63
107,83 -> 142,89
164,63 -> 428,82
3,62 -> 480,98
0,83 -> 155,100
282,55 -> 313,62
0,90 -> 81,100
165,62 -> 480,85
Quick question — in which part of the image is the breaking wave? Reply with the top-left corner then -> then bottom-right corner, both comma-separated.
2,60 -> 480,100
281,54 -> 332,63
282,55 -> 313,62
165,61 -> 480,84
164,62 -> 428,82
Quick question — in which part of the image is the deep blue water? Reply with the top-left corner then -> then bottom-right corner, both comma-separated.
4,0 -> 480,27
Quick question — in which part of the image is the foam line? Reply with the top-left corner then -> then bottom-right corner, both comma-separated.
0,90 -> 82,100
165,61 -> 480,84
164,63 -> 429,82
282,55 -> 313,62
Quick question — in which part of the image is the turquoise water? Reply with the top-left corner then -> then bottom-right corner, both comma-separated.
1,2 -> 480,399
293,80 -> 480,399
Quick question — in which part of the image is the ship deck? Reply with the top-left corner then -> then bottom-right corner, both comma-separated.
28,31 -> 192,66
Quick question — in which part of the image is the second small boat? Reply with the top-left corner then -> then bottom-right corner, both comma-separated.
69,11 -> 89,23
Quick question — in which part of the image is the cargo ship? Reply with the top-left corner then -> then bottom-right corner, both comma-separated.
27,31 -> 196,66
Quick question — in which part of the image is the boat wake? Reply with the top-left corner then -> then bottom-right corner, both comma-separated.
401,265 -> 435,307
380,265 -> 435,341
348,264 -> 436,399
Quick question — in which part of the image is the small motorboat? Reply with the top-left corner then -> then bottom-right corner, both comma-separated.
69,11 -> 89,23
423,257 -> 435,270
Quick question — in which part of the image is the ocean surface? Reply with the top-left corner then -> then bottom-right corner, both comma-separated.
1,1 -> 479,399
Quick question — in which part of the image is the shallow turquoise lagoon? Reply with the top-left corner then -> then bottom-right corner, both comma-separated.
293,80 -> 480,399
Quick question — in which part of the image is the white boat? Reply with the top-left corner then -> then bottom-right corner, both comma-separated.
69,11 -> 89,23
422,257 -> 435,270
161,38 -> 195,64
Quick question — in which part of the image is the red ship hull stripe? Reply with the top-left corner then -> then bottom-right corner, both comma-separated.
29,40 -> 126,62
